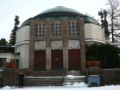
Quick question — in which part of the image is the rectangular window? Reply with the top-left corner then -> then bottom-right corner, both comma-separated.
68,22 -> 79,38
52,22 -> 62,39
35,23 -> 46,39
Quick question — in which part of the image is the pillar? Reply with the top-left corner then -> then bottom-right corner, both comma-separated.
79,18 -> 86,73
46,20 -> 52,70
63,20 -> 69,70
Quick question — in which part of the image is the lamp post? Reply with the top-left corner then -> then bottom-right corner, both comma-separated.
98,10 -> 109,40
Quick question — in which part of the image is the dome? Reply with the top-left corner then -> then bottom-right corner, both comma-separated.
41,6 -> 81,15
34,6 -> 84,19
21,6 -> 99,27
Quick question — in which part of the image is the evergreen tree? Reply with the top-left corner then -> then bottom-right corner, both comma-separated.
9,28 -> 16,46
9,15 -> 20,46
86,43 -> 120,68
0,38 -> 8,46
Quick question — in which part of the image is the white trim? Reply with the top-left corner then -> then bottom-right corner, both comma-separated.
85,39 -> 105,43
15,40 -> 30,47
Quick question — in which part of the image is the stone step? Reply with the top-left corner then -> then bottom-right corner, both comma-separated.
27,71 -> 65,76
63,70 -> 86,85
65,70 -> 81,76
24,76 -> 64,86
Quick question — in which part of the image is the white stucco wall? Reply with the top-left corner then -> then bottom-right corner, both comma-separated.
15,44 -> 29,69
85,24 -> 92,39
85,24 -> 105,43
16,26 -> 30,45
15,26 -> 30,69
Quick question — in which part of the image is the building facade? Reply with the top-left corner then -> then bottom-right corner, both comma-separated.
15,6 -> 105,72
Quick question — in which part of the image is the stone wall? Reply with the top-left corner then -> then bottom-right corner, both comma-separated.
100,69 -> 120,85
88,68 -> 120,85
2,68 -> 120,86
2,68 -> 18,86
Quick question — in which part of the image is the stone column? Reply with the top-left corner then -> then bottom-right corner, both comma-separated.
29,20 -> 35,71
63,20 -> 69,70
46,19 -> 52,71
78,18 -> 86,73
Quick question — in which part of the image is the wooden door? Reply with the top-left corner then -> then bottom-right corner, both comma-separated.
68,49 -> 81,70
51,50 -> 63,70
34,50 -> 46,70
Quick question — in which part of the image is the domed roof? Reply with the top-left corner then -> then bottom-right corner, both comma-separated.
42,6 -> 80,14
34,6 -> 84,19
21,6 -> 99,27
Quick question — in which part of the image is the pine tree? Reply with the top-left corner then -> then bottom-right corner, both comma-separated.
0,38 -> 8,46
9,28 -> 16,46
9,15 -> 20,46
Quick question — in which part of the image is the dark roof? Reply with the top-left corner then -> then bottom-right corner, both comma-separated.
34,6 -> 84,18
21,6 -> 99,27
0,46 -> 14,53
41,6 -> 81,15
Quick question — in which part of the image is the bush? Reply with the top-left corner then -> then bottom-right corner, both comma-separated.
86,43 -> 120,68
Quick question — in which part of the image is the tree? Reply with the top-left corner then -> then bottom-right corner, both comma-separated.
98,10 -> 109,40
107,0 -> 120,42
9,28 -> 16,46
86,43 -> 120,68
9,15 -> 20,46
0,38 -> 8,46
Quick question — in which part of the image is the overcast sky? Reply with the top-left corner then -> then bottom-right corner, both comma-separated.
0,0 -> 108,41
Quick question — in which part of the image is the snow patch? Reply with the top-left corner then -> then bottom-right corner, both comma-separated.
1,86 -> 12,89
73,82 -> 88,87
1,85 -> 120,90
64,82 -> 88,87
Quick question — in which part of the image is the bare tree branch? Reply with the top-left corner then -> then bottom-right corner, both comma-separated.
107,0 -> 120,42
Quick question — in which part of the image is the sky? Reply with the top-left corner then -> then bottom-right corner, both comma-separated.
0,0 -> 108,41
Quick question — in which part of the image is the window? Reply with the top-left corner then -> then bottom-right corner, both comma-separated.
69,22 -> 79,38
35,23 -> 46,39
52,23 -> 62,38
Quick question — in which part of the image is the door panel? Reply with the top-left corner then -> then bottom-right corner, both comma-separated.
34,50 -> 46,70
69,49 -> 81,70
51,50 -> 63,70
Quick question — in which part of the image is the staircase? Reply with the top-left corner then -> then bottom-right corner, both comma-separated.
24,76 -> 64,86
24,70 -> 86,86
63,71 -> 86,86
24,71 -> 64,86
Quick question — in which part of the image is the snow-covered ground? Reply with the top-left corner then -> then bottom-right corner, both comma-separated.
1,85 -> 120,90
1,83 -> 120,90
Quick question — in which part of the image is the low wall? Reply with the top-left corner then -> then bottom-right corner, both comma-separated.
100,68 -> 120,85
2,68 -> 120,86
2,68 -> 18,86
